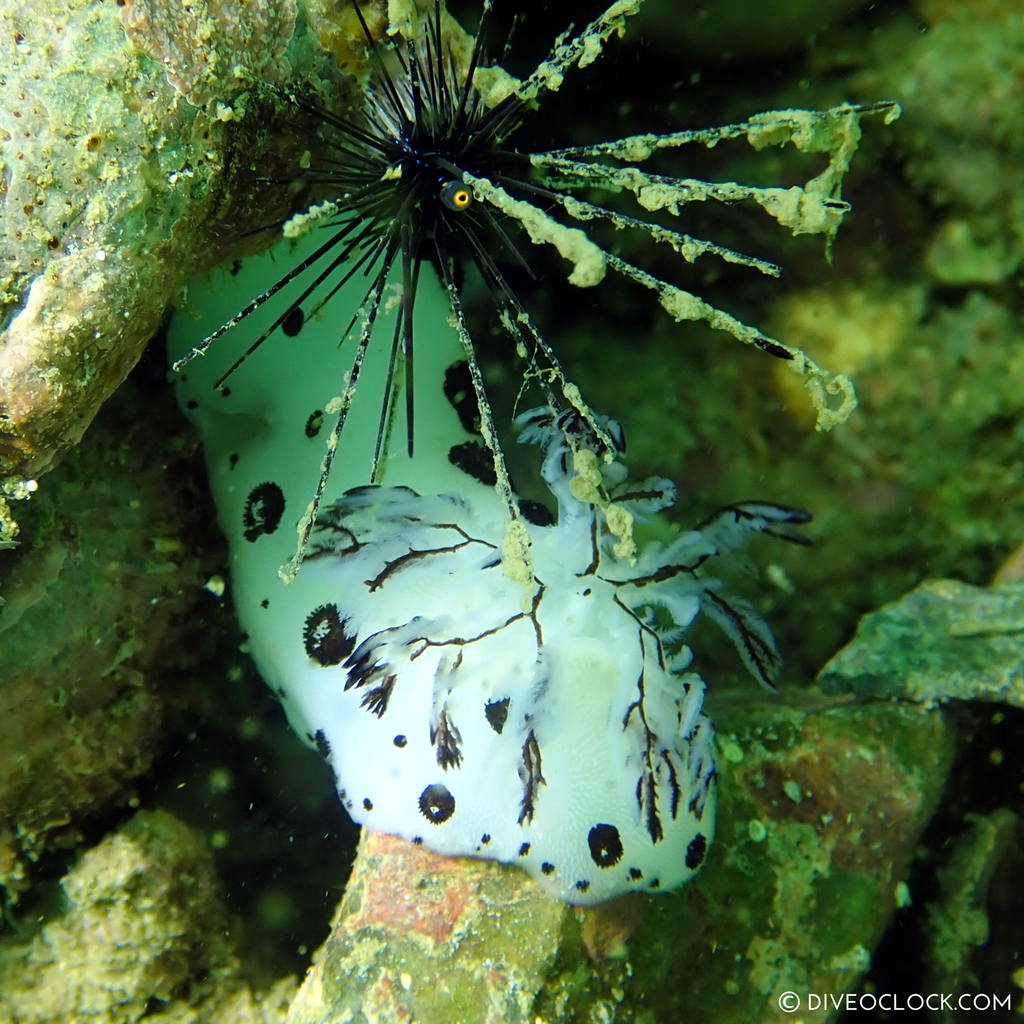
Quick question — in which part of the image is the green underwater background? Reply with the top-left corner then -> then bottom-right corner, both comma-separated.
0,0 -> 1022,1021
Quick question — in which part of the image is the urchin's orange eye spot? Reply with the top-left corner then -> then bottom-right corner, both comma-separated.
440,180 -> 472,211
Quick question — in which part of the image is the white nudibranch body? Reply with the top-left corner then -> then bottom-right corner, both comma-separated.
170,237 -> 805,904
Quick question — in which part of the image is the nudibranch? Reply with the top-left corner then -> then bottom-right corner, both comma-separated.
165,0 -> 889,904
170,241 -> 807,903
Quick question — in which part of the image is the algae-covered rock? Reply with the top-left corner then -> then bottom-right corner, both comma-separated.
818,578 -> 1024,709
0,809 -> 295,1024
288,830 -> 569,1024
923,808 -> 1020,1021
0,0 -> 352,517
287,692 -> 952,1024
0,381 -> 213,898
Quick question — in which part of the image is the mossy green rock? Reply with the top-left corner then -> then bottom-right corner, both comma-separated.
818,578 -> 1024,709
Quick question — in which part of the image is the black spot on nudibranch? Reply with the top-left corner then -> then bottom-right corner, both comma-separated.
281,305 -> 305,336
519,499 -> 554,527
448,441 -> 497,486
541,862 -> 555,876
575,880 -> 590,893
518,842 -> 530,857
587,823 -> 624,869
480,833 -> 491,845
393,734 -> 407,748
443,361 -> 479,435
305,409 -> 324,438
629,867 -> 643,881
484,697 -> 509,734
313,730 -> 331,759
418,784 -> 456,824
686,833 -> 708,870
363,797 -> 373,811
242,482 -> 285,542
303,603 -> 356,666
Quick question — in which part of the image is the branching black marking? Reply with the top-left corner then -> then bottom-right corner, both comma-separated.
617,603 -> 676,843
360,673 -> 397,717
687,722 -> 715,820
306,506 -> 363,559
634,744 -> 663,844
614,593 -> 667,673
613,502 -> 811,592
343,625 -> 404,691
614,559 -> 705,590
662,749 -> 681,818
693,501 -> 812,546
363,521 -> 497,592
611,484 -> 673,506
431,707 -> 463,769
407,583 -> 545,660
702,589 -> 781,690
576,515 -> 601,579
604,500 -> 811,690
517,729 -> 545,825
689,774 -> 714,818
